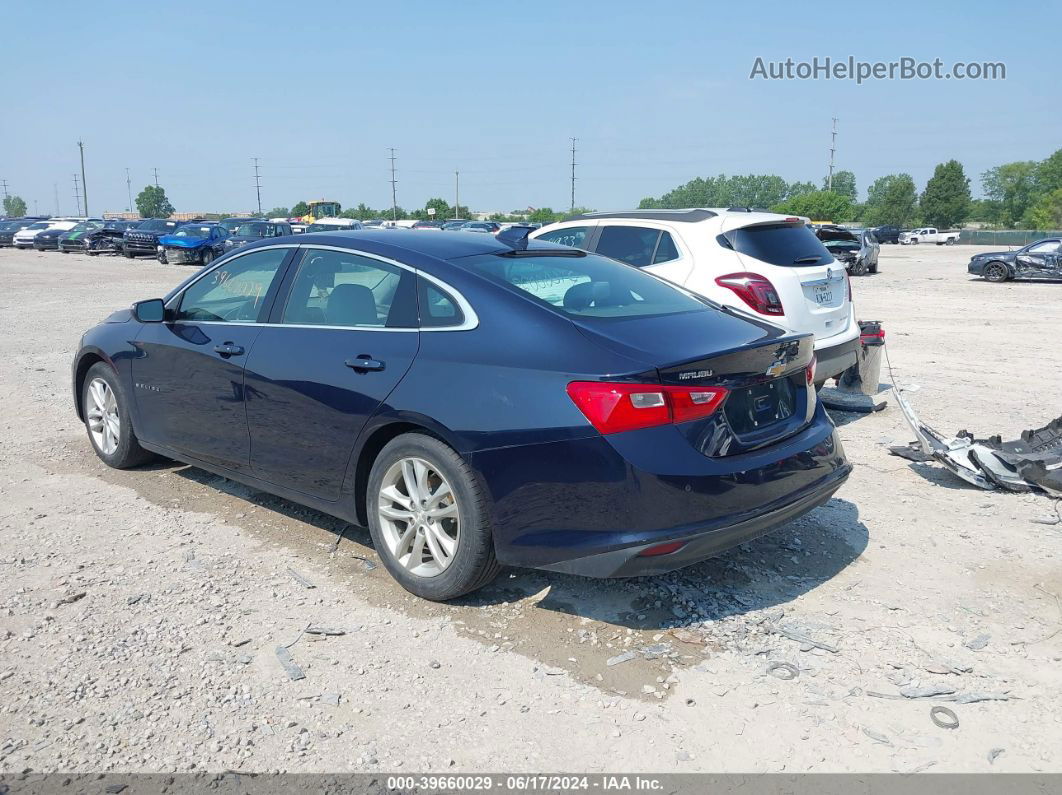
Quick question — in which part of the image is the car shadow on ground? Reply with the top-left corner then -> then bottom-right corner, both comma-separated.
455,497 -> 869,631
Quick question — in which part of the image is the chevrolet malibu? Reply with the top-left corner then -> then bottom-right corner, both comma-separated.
72,229 -> 851,600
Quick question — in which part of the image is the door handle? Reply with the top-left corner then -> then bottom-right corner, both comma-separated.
345,356 -> 385,372
214,342 -> 245,357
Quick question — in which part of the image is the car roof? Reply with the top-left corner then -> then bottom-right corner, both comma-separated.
283,228 -> 510,259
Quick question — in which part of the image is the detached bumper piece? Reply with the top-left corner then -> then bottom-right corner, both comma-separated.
891,391 -> 1062,495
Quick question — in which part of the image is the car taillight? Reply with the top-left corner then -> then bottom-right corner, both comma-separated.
806,355 -> 816,385
566,381 -> 728,435
715,272 -> 784,316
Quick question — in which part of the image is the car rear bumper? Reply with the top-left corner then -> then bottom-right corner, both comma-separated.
813,330 -> 859,381
472,405 -> 850,576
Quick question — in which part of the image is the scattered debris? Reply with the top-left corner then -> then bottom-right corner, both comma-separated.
669,628 -> 703,645
862,727 -> 892,745
56,591 -> 86,606
947,692 -> 1013,704
328,525 -> 348,554
892,394 -> 1062,494
766,662 -> 799,681
274,646 -> 305,681
900,684 -> 956,699
320,692 -> 340,707
606,651 -> 637,667
305,626 -> 345,636
287,568 -> 316,589
126,593 -> 149,606
930,705 -> 959,730
988,747 -> 1005,764
229,638 -> 252,648
766,622 -> 839,654
965,633 -> 991,651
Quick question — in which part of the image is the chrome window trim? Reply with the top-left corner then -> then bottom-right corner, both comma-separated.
165,243 -> 478,332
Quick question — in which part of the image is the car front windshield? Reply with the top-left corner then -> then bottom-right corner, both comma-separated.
460,251 -> 709,319
174,226 -> 212,238
28,222 -> 50,230
138,220 -> 175,232
236,223 -> 269,237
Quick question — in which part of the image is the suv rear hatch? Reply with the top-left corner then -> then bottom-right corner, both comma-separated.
718,217 -> 850,344
573,308 -> 816,457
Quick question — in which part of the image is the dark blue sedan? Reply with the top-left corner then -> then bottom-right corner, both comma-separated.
72,229 -> 850,600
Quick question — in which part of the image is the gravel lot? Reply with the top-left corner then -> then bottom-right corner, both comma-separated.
1,243 -> 1060,774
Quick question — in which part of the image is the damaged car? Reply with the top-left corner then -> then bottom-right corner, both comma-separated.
814,225 -> 880,276
968,238 -> 1061,283
157,222 -> 229,266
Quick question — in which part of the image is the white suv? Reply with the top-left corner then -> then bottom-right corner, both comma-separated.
531,209 -> 859,385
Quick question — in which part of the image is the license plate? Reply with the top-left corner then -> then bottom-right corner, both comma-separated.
813,285 -> 834,305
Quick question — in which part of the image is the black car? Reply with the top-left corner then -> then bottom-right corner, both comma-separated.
968,238 -> 1062,283
33,225 -> 70,251
815,225 -> 880,276
70,220 -> 138,255
871,225 -> 903,244
123,218 -> 186,258
223,220 -> 293,252
0,218 -> 44,247
219,217 -> 262,235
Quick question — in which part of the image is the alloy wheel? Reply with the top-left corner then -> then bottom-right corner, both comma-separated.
86,377 -> 120,455
377,457 -> 459,577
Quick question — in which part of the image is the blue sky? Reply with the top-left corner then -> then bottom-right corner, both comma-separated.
3,0 -> 1058,215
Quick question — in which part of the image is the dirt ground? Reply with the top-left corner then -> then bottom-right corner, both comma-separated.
0,243 -> 1060,774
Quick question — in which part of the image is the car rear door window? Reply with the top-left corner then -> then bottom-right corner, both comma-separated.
653,231 -> 679,264
281,248 -> 417,328
176,248 -> 290,323
595,225 -> 662,267
535,226 -> 590,249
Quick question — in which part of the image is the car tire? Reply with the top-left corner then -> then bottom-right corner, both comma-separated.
367,432 -> 501,601
983,262 -> 1010,283
124,249 -> 135,259
849,259 -> 869,276
157,251 -> 167,264
869,262 -> 879,274
82,362 -> 155,469
946,238 -> 956,245
201,249 -> 214,267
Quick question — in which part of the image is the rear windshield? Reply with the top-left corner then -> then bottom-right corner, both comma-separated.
721,222 -> 833,266
137,219 -> 178,232
460,252 -> 708,319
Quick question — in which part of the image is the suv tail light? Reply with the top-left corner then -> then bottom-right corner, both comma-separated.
806,355 -> 817,385
567,381 -> 729,435
715,272 -> 784,316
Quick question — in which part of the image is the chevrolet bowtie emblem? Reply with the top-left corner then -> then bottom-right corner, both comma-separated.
765,360 -> 787,378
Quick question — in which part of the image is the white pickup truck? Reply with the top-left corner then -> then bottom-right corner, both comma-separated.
900,227 -> 960,245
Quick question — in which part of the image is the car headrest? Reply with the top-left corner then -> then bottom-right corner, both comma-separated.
327,283 -> 377,326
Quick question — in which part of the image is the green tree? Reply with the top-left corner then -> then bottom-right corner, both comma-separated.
919,160 -> 971,228
862,174 -> 918,227
3,195 -> 27,216
981,161 -> 1038,227
135,185 -> 174,219
785,181 -> 817,199
267,206 -> 290,217
1024,188 -> 1062,230
1036,148 -> 1062,195
527,207 -> 562,224
771,190 -> 853,222
290,201 -> 310,217
822,170 -> 858,202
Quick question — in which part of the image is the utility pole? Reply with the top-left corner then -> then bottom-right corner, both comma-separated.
78,140 -> 88,216
252,157 -> 263,215
569,136 -> 577,212
126,168 -> 133,212
1,179 -> 8,203
388,148 -> 398,221
827,117 -> 838,192
454,170 -> 460,220
153,168 -> 159,188
73,173 -> 82,216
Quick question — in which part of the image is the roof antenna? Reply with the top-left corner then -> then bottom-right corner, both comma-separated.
496,224 -> 536,250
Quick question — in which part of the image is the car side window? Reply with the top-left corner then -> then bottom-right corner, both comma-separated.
281,248 -> 417,328
536,226 -> 589,249
652,231 -> 679,264
418,280 -> 464,328
1027,240 -> 1060,254
595,225 -> 662,267
176,248 -> 290,323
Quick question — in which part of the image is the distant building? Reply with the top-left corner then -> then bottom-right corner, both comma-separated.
103,211 -> 140,220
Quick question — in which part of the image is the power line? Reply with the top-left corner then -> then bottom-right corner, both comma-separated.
78,140 -> 88,216
252,157 -> 263,215
72,173 -> 82,216
569,137 -> 577,212
827,117 -> 838,192
388,148 -> 398,221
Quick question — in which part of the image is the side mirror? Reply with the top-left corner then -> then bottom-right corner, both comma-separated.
133,298 -> 166,323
